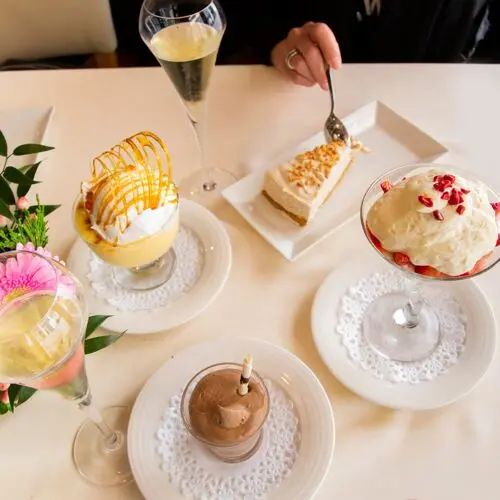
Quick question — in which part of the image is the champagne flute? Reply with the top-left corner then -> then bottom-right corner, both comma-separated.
0,250 -> 132,486
139,0 -> 235,205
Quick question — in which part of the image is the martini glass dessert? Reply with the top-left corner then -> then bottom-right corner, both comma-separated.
181,357 -> 269,463
73,131 -> 179,291
361,163 -> 500,362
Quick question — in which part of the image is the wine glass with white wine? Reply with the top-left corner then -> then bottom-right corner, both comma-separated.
0,250 -> 132,486
139,0 -> 235,205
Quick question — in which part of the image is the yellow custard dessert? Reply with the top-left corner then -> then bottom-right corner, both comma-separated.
73,131 -> 179,268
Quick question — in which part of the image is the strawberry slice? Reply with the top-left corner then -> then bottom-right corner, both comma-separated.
392,252 -> 415,271
414,265 -> 446,278
367,227 -> 382,250
468,252 -> 492,275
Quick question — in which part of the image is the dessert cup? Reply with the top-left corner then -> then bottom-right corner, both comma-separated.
361,163 -> 500,362
73,195 -> 179,291
73,131 -> 180,292
181,362 -> 270,463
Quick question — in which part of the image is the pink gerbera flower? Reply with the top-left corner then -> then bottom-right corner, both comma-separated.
0,243 -> 74,304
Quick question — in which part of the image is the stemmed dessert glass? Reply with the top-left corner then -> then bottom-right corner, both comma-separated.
139,0 -> 235,205
73,131 -> 180,292
0,250 -> 132,486
361,163 -> 500,363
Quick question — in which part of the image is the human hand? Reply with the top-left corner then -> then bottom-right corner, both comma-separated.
271,22 -> 342,90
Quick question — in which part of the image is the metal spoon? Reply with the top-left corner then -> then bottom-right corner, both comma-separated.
324,67 -> 350,146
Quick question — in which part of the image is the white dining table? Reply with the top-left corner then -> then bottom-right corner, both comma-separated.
0,64 -> 500,500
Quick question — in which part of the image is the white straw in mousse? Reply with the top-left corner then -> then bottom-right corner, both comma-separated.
237,355 -> 253,396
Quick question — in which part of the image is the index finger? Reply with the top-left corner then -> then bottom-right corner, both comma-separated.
305,22 -> 342,69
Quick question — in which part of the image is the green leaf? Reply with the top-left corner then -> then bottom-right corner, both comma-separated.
0,401 -> 10,415
3,166 -> 40,186
7,384 -> 21,412
27,204 -> 60,216
17,162 -> 41,197
85,315 -> 112,339
0,175 -> 15,205
0,130 -> 7,157
16,386 -> 37,406
84,333 -> 124,355
0,199 -> 14,220
13,144 -> 54,156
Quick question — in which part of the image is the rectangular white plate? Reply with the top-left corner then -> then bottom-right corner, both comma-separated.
222,101 -> 448,261
0,106 -> 54,166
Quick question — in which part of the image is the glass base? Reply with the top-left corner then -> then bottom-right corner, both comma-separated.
73,406 -> 132,487
113,248 -> 176,291
179,168 -> 236,206
363,292 -> 441,362
207,428 -> 264,464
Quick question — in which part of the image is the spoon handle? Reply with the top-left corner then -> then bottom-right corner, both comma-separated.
326,67 -> 335,113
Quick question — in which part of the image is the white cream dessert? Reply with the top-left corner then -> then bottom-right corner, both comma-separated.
263,140 -> 352,226
74,131 -> 179,268
367,168 -> 498,276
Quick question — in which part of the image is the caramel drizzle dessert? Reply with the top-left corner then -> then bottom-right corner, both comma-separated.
82,131 -> 178,236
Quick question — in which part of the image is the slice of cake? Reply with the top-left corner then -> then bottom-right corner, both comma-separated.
262,140 -> 353,226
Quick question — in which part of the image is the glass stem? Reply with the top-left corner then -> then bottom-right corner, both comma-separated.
76,388 -> 120,452
401,277 -> 423,328
189,112 -> 217,191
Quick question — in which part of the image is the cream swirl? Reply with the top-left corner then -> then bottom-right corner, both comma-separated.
367,168 -> 498,276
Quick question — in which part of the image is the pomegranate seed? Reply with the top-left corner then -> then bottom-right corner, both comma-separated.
380,180 -> 392,193
449,189 -> 460,206
490,202 -> 500,211
433,175 -> 441,182
443,174 -> 456,183
433,210 -> 444,221
441,191 -> 450,201
456,205 -> 465,215
440,180 -> 453,189
461,188 -> 470,194
418,195 -> 433,208
433,183 -> 445,192
496,234 -> 500,247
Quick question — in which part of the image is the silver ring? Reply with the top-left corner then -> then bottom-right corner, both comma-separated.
285,48 -> 301,70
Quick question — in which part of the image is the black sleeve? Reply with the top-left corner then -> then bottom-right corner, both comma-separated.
474,0 -> 500,61
219,0 -> 310,65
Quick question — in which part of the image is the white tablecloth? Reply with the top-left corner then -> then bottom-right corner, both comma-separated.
0,64 -> 499,500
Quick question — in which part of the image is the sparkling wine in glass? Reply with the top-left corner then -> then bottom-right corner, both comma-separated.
0,250 -> 132,486
139,0 -> 235,205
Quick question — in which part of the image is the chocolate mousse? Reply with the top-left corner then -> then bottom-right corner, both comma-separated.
188,368 -> 268,445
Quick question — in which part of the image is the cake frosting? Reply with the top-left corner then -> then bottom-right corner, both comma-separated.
263,140 -> 352,225
367,167 -> 497,276
80,131 -> 178,246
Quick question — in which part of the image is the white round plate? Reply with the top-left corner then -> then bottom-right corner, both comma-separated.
311,250 -> 497,410
128,337 -> 334,500
67,200 -> 232,334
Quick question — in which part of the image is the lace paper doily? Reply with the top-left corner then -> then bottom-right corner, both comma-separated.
156,381 -> 300,500
337,270 -> 466,384
87,225 -> 204,311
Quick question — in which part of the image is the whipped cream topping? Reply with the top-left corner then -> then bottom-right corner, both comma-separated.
367,168 -> 498,276
82,167 -> 177,245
